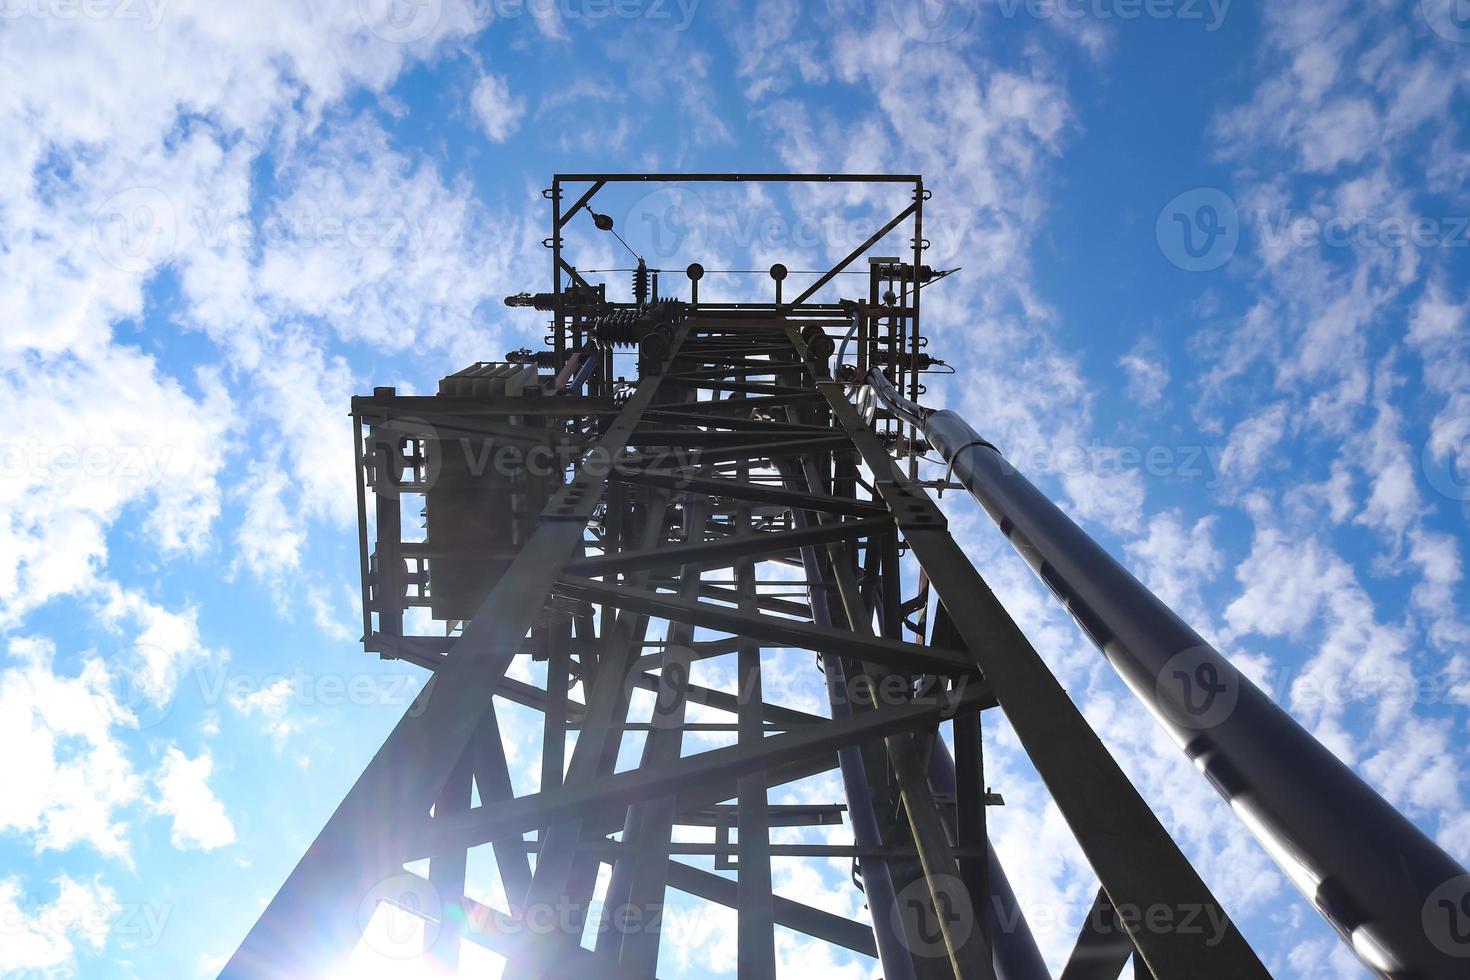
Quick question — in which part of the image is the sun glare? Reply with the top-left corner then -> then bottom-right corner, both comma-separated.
333,901 -> 505,980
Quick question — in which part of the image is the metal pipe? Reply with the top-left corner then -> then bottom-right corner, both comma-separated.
868,363 -> 929,429
788,462 -> 1048,980
788,494 -> 919,980
836,307 -> 861,375
568,342 -> 601,390
552,353 -> 583,390
927,743 -> 1053,980
870,372 -> 1470,980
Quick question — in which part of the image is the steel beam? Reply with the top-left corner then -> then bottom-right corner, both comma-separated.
1059,889 -> 1135,980
610,466 -> 888,518
794,329 -> 1268,979
552,574 -> 979,675
417,685 -> 991,855
222,327 -> 689,979
661,860 -> 877,957
568,516 -> 890,576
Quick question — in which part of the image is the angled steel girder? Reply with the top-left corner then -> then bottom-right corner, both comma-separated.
413,684 -> 992,856
552,574 -> 980,676
567,515 -> 892,576
1060,889 -> 1137,980
221,326 -> 692,978
658,860 -> 877,957
788,326 -> 1268,980
609,466 -> 889,518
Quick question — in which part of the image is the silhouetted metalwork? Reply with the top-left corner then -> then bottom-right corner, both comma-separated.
221,174 -> 1467,980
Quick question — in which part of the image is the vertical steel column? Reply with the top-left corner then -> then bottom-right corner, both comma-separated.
909,178 -> 924,482
823,525 -> 996,980
540,614 -> 569,794
954,709 -> 989,944
370,426 -> 403,640
786,375 -> 989,979
735,484 -> 778,979
352,419 -> 374,645
427,749 -> 473,972
598,491 -> 711,972
551,178 -> 564,361
503,495 -> 670,976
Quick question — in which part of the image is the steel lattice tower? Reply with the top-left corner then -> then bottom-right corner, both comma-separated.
222,174 -> 1470,980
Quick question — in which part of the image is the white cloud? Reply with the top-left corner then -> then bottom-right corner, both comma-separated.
1406,282 -> 1470,504
470,72 -> 527,142
235,461 -> 306,578
94,582 -> 215,710
228,677 -> 299,746
1060,464 -> 1145,535
0,4 -> 482,354
0,637 -> 141,859
1223,501 -> 1418,757
1362,716 -> 1464,818
1298,96 -> 1380,172
1118,344 -> 1169,406
1125,511 -> 1223,625
1286,934 -> 1369,979
0,2 -> 517,638
1407,527 -> 1470,652
0,344 -> 232,625
307,585 -> 356,643
245,115 -> 517,362
1220,402 -> 1290,483
154,747 -> 236,852
727,0 -> 833,102
0,875 -> 119,977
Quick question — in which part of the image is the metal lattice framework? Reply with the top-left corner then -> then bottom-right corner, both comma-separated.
221,175 -> 1469,980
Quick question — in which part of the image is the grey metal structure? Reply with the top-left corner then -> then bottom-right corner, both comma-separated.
220,174 -> 1467,979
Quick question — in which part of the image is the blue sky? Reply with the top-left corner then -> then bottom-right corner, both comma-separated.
1,0 -> 1469,977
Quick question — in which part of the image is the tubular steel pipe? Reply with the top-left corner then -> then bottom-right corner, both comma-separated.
568,341 -> 601,390
787,464 -> 1049,980
868,368 -> 1470,980
927,744 -> 1054,980
788,495 -> 919,980
836,307 -> 861,376
869,365 -> 928,429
